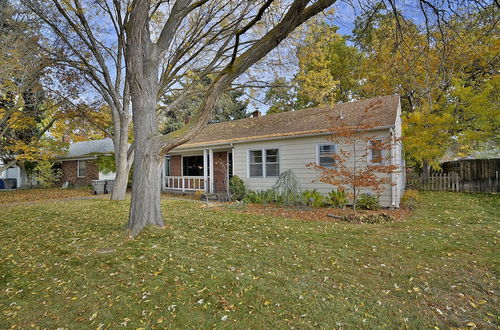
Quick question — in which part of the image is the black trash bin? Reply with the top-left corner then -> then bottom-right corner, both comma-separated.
4,178 -> 17,189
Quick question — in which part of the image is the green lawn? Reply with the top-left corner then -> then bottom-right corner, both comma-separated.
1,192 -> 498,328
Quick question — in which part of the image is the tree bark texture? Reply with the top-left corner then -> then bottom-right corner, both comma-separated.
126,72 -> 164,234
126,88 -> 164,234
127,143 -> 163,236
125,0 -> 164,234
111,114 -> 132,200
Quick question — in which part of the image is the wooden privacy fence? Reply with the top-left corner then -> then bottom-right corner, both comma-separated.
441,158 -> 499,193
407,158 -> 500,193
407,172 -> 460,192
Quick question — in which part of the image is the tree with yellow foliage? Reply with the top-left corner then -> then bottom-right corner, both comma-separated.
268,3 -> 498,171
0,1 -> 59,174
265,21 -> 362,113
353,5 -> 499,169
0,1 -> 110,175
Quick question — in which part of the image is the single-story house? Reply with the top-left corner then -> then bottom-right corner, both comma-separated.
59,138 -> 117,186
163,95 -> 405,207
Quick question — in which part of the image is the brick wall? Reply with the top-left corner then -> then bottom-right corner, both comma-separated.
61,159 -> 99,186
213,151 -> 228,193
170,155 -> 181,176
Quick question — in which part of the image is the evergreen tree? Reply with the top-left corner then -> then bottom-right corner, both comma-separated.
160,77 -> 249,134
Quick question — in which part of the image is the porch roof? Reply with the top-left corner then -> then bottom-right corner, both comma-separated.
178,95 -> 399,149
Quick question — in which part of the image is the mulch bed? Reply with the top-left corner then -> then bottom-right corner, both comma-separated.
227,203 -> 410,222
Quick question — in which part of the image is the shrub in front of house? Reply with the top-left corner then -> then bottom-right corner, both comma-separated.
356,193 -> 380,210
229,175 -> 246,201
271,169 -> 303,206
302,189 -> 326,208
401,189 -> 420,210
243,191 -> 259,204
261,189 -> 279,204
328,189 -> 347,208
244,190 -> 275,204
35,160 -> 62,188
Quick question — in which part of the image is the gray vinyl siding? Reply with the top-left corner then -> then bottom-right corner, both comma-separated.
232,131 -> 399,207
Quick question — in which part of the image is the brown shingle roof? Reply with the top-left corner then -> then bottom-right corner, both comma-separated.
182,95 -> 400,148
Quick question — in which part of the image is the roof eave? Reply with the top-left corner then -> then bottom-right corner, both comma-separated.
174,124 -> 395,151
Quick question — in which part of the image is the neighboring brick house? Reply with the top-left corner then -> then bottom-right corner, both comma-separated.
59,138 -> 117,186
162,95 -> 405,207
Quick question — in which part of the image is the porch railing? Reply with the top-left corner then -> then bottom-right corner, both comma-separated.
163,176 -> 207,192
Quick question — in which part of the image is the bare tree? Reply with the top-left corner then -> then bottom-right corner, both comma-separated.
22,0 -> 134,200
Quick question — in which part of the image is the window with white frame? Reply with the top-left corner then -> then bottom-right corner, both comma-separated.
77,160 -> 86,177
265,149 -> 279,177
369,139 -> 384,164
249,150 -> 263,177
249,149 -> 280,178
317,144 -> 336,168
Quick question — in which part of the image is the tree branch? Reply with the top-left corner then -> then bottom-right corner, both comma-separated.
159,0 -> 337,156
230,0 -> 275,65
154,0 -> 209,59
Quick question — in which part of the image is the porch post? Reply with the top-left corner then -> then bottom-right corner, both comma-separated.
231,147 -> 235,174
230,148 -> 235,192
203,149 -> 208,192
209,148 -> 214,193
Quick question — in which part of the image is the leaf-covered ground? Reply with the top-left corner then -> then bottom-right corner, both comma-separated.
0,188 -> 94,205
0,191 -> 498,328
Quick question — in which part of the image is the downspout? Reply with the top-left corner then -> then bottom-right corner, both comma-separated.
389,128 -> 396,208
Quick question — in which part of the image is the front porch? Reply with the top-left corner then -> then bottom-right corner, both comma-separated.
161,147 -> 233,194
162,176 -> 208,192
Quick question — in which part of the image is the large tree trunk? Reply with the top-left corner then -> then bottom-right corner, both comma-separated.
125,0 -> 165,236
127,88 -> 163,235
127,108 -> 164,235
422,161 -> 431,178
127,143 -> 163,236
